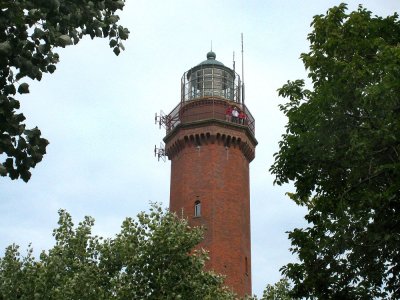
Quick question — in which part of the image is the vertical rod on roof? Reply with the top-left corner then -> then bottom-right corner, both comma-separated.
181,74 -> 184,103
241,33 -> 245,106
233,51 -> 236,102
233,51 -> 236,73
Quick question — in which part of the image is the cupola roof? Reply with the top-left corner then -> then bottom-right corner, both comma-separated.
197,51 -> 225,67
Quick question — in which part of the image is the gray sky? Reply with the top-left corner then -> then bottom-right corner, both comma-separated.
1,0 -> 399,296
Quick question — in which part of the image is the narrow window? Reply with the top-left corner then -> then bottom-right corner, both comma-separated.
245,257 -> 248,275
194,200 -> 201,217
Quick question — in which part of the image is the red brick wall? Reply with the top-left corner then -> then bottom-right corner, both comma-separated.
166,121 -> 256,297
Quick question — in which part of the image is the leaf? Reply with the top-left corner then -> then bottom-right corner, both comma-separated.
95,28 -> 103,37
0,41 -> 12,55
58,35 -> 72,47
20,170 -> 31,182
108,15 -> 119,24
115,1 -> 125,9
4,84 -> 16,95
109,29 -> 117,37
118,26 -> 129,39
32,27 -> 45,39
47,65 -> 56,73
18,83 -> 30,94
0,164 -> 7,176
113,46 -> 120,56
109,39 -> 118,48
37,44 -> 47,54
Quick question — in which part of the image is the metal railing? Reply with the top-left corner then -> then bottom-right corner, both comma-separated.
165,97 -> 255,136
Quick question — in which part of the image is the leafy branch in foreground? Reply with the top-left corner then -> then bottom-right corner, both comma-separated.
0,0 -> 129,182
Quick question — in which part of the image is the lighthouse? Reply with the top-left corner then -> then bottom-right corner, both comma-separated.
159,51 -> 257,297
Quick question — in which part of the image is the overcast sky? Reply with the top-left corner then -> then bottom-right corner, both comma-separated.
1,0 -> 399,297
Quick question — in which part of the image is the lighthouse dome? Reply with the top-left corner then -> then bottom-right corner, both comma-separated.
196,51 -> 225,67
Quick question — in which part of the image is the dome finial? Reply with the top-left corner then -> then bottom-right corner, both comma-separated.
207,51 -> 216,60
207,40 -> 216,60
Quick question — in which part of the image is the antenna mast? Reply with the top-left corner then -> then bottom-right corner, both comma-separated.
233,51 -> 235,73
241,33 -> 245,106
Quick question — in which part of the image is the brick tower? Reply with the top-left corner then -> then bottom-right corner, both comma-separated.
160,51 -> 257,297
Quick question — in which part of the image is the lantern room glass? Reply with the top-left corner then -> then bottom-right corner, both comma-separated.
187,67 -> 235,100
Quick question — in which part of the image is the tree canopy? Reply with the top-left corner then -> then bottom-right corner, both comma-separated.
260,278 -> 292,300
0,205 -> 236,299
271,3 -> 400,299
0,0 -> 129,182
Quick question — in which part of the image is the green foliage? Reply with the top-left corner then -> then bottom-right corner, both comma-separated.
261,278 -> 292,300
0,0 -> 129,182
0,205 -> 236,299
271,3 -> 400,299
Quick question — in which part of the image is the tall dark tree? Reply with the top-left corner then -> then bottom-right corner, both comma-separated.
0,0 -> 129,182
0,205 -> 236,299
270,4 -> 400,299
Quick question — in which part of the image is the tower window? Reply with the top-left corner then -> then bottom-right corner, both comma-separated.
194,200 -> 201,217
245,257 -> 248,276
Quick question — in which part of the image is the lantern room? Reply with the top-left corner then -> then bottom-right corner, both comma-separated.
182,51 -> 241,103
158,51 -> 255,139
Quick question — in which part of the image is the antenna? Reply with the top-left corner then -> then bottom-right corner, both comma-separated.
211,40 -> 213,51
241,33 -> 245,106
233,51 -> 235,73
154,142 -> 166,162
155,110 -> 170,130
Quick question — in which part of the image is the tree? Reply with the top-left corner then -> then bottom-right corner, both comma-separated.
0,204 -> 236,299
261,278 -> 292,300
0,0 -> 129,182
270,3 -> 400,299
